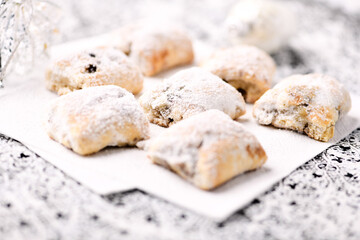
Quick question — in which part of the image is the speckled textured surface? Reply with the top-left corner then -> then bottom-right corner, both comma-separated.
1,130 -> 360,240
1,0 -> 360,239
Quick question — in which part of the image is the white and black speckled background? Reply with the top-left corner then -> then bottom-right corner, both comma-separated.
1,0 -> 360,239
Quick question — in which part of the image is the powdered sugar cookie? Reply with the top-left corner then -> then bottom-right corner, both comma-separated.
113,24 -> 194,76
201,45 -> 276,103
46,85 -> 150,155
139,67 -> 246,127
225,0 -> 296,53
46,47 -> 143,95
146,109 -> 267,190
253,74 -> 351,142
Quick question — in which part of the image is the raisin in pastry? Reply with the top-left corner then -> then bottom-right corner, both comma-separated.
46,47 -> 143,95
253,74 -> 351,142
46,85 -> 150,155
139,67 -> 246,127
146,109 -> 267,190
201,45 -> 276,103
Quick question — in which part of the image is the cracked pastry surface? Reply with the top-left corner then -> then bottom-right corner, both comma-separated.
201,45 -> 276,103
112,24 -> 194,76
146,109 -> 267,190
45,47 -> 143,95
253,74 -> 351,142
46,85 -> 150,155
139,67 -> 246,127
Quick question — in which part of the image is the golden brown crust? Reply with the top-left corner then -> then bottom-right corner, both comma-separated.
253,74 -> 352,142
146,110 -> 267,190
133,39 -> 194,76
201,45 -> 276,103
113,24 -> 194,76
195,137 -> 267,190
46,86 -> 150,155
139,67 -> 246,127
52,121 -> 144,156
46,47 -> 143,95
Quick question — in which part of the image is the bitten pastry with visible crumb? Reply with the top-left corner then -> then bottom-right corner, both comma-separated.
46,47 -> 143,95
139,67 -> 246,127
146,109 -> 267,190
201,45 -> 276,103
253,74 -> 351,142
113,24 -> 194,76
46,85 -> 150,155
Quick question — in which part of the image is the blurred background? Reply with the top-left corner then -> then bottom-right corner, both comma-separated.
1,1 -> 360,239
1,0 -> 360,92
54,0 -> 360,94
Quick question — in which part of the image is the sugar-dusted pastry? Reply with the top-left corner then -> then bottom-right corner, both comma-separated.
201,45 -> 276,103
46,47 -> 143,95
139,67 -> 246,127
46,85 -> 150,155
146,109 -> 267,190
253,74 -> 352,142
113,24 -> 194,76
225,0 -> 296,53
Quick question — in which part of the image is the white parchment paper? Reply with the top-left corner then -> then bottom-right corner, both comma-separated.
0,36 -> 359,221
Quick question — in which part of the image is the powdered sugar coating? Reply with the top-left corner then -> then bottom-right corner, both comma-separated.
253,74 -> 351,141
139,67 -> 246,127
225,0 -> 296,53
46,85 -> 150,155
112,24 -> 194,76
46,47 -> 144,95
201,45 -> 276,103
146,109 -> 267,190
